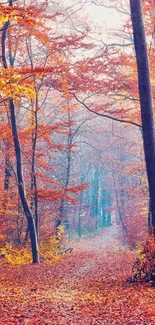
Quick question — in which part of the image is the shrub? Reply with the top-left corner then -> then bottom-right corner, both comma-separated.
130,234 -> 155,283
39,225 -> 64,263
0,243 -> 31,265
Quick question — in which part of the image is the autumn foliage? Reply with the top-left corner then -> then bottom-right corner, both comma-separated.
0,0 -> 155,323
0,0 -> 90,259
1,230 -> 155,325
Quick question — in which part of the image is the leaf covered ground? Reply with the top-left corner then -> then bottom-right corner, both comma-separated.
1,228 -> 155,325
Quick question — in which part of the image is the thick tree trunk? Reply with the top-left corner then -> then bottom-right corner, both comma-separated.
130,0 -> 155,235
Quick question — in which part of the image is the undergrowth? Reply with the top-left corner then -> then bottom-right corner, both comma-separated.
0,225 -> 64,265
129,235 -> 155,283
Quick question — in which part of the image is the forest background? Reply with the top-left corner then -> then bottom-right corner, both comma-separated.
2,1 -> 155,324
0,0 -> 154,263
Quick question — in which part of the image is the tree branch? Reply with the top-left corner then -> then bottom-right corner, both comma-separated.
73,94 -> 142,128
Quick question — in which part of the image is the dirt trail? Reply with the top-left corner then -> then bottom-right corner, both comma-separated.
69,226 -> 121,278
71,225 -> 120,252
1,227 -> 155,325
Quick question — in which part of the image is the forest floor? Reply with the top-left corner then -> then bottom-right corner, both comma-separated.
1,227 -> 155,325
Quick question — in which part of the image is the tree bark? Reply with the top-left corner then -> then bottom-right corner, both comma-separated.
57,109 -> 72,232
1,0 -> 39,263
130,0 -> 155,235
9,99 -> 39,263
31,94 -> 39,240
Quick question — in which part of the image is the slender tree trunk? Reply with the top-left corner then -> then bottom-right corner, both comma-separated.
2,143 -> 11,219
56,147 -> 71,233
31,95 -> 39,240
78,192 -> 83,238
112,172 -> 128,238
57,110 -> 72,231
4,143 -> 11,191
58,144 -> 71,221
130,0 -> 155,236
9,99 -> 39,263
1,1 -> 39,263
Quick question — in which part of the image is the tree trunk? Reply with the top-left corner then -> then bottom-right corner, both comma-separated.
4,143 -> 11,191
57,118 -> 72,231
112,172 -> 128,238
1,0 -> 39,263
78,192 -> 83,238
130,0 -> 155,235
2,143 -> 11,220
31,94 -> 39,240
9,99 -> 39,263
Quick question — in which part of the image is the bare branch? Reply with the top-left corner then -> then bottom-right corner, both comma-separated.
73,94 -> 142,128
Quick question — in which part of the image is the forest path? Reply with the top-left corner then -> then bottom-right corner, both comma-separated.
70,224 -> 120,252
1,227 -> 155,325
